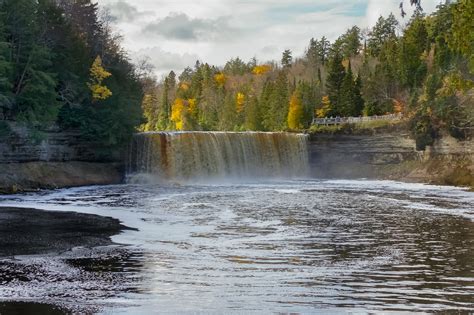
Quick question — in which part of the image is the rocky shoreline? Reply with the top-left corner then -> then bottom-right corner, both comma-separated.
0,207 -> 137,314
0,162 -> 123,194
0,206 -> 131,257
308,131 -> 474,190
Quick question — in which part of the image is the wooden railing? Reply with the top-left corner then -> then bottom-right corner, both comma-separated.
312,113 -> 403,125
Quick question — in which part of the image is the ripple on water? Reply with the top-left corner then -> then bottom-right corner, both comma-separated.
0,180 -> 473,313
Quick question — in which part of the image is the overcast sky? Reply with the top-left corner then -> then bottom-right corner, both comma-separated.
97,0 -> 442,78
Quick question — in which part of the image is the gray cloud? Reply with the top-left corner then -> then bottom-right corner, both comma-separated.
261,45 -> 278,55
134,47 -> 200,75
143,13 -> 237,41
105,0 -> 149,23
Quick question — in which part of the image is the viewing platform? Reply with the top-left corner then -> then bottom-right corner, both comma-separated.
312,113 -> 403,126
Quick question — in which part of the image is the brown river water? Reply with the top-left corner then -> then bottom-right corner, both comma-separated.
0,179 -> 473,314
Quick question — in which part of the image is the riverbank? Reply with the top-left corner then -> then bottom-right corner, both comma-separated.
0,206 -> 138,313
0,161 -> 123,194
0,206 -> 131,257
0,121 -> 124,193
308,123 -> 474,190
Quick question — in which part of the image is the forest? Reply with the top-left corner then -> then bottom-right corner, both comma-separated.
0,0 -> 143,148
139,0 -> 472,150
0,0 -> 473,151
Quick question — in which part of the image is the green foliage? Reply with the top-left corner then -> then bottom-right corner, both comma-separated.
136,1 -> 472,143
398,13 -> 429,88
281,50 -> 293,68
409,111 -> 437,150
326,52 -> 345,114
449,0 -> 474,73
368,14 -> 398,56
0,0 -> 143,149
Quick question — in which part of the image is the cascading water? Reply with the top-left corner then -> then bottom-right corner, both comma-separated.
127,132 -> 309,181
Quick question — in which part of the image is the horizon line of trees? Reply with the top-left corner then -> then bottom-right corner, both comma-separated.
139,0 -> 473,150
0,0 -> 472,152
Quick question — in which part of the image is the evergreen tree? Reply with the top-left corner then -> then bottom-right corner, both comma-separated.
325,52 -> 345,116
398,12 -> 429,88
339,61 -> 355,116
281,49 -> 292,68
368,14 -> 398,56
318,36 -> 330,65
353,74 -> 364,116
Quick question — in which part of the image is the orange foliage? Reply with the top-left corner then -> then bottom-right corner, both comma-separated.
393,99 -> 404,113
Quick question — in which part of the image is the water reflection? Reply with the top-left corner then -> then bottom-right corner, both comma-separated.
0,180 -> 473,313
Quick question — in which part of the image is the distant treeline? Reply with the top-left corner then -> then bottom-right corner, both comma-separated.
139,1 -> 472,149
0,0 -> 143,147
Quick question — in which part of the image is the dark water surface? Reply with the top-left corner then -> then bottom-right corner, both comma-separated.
0,180 -> 473,314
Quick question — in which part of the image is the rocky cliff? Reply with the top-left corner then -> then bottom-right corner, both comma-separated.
0,122 -> 123,193
308,131 -> 474,188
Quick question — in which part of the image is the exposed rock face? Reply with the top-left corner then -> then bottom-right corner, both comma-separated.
0,122 -> 123,193
0,162 -> 123,194
0,122 -> 118,163
309,132 -> 474,188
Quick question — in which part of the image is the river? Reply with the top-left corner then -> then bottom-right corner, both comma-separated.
0,179 -> 473,313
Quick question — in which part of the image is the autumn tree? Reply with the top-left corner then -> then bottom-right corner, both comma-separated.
316,96 -> 332,118
88,56 -> 112,101
288,89 -> 304,129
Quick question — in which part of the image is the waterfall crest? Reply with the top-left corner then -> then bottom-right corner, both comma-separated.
127,132 -> 309,181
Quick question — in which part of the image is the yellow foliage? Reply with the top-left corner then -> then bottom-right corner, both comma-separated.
316,95 -> 331,118
287,91 -> 304,130
214,73 -> 227,86
236,92 -> 245,113
89,84 -> 112,101
188,98 -> 197,116
179,82 -> 189,91
252,65 -> 271,75
88,56 -> 112,101
437,71 -> 474,97
171,98 -> 186,130
342,59 -> 350,70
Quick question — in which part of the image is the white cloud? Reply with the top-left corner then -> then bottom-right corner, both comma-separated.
97,0 -> 441,77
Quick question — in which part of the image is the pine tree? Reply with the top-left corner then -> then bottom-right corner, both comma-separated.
398,12 -> 429,88
339,61 -> 355,116
368,14 -> 398,56
2,0 -> 60,125
281,49 -> 293,68
244,94 -> 261,130
325,52 -> 345,115
353,74 -> 364,116
318,36 -> 330,65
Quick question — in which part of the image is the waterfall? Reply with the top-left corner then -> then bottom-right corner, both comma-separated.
127,132 -> 309,181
